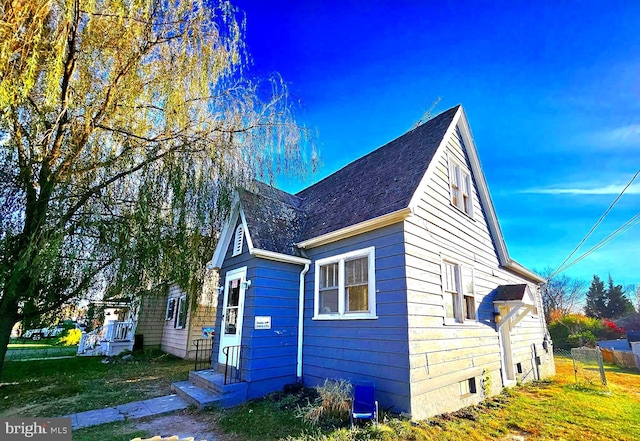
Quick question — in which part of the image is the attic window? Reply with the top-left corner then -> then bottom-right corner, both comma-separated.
449,159 -> 473,217
232,224 -> 244,256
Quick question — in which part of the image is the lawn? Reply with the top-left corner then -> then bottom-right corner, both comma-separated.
6,338 -> 78,360
3,354 -> 639,441
215,356 -> 640,441
0,350 -> 193,418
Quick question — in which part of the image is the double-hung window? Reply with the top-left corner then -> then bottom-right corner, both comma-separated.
449,160 -> 473,217
175,295 -> 188,329
165,298 -> 176,321
314,247 -> 376,319
442,261 -> 476,324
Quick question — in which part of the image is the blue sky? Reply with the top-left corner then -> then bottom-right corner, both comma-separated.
233,0 -> 640,288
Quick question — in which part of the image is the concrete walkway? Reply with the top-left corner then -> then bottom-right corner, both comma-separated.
62,394 -> 190,430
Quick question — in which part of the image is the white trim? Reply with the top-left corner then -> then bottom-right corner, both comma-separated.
297,264 -> 310,379
313,246 -> 377,320
218,266 -> 247,367
408,106 -> 462,210
251,248 -> 311,265
504,260 -> 544,283
296,208 -> 411,249
208,200 -> 240,269
455,109 -> 511,268
239,208 -> 254,253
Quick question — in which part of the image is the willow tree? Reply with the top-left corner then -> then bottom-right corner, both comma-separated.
0,0 -> 313,375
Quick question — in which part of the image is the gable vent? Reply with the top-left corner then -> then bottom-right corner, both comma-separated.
232,224 -> 244,256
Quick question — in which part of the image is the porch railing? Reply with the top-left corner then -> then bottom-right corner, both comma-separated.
222,344 -> 246,385
105,320 -> 134,341
193,338 -> 214,371
78,326 -> 104,354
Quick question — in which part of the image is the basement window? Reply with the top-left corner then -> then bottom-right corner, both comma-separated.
460,377 -> 477,396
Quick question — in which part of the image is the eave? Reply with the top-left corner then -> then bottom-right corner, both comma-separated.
296,207 -> 412,249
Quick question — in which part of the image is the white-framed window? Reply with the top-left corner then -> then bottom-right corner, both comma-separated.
165,298 -> 176,321
442,261 -> 476,324
449,159 -> 473,217
232,224 -> 244,256
314,247 -> 377,320
175,295 -> 188,329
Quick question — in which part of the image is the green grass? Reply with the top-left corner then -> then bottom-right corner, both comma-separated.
72,420 -> 150,441
217,357 -> 640,441
0,350 -> 193,418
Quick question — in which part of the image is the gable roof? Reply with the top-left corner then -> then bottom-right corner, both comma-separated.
296,106 -> 459,241
209,105 -> 543,283
238,181 -> 306,257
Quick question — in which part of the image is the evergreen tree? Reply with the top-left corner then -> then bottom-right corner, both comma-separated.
584,275 -> 607,318
605,275 -> 635,318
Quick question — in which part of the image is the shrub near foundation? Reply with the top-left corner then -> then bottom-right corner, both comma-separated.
297,380 -> 353,428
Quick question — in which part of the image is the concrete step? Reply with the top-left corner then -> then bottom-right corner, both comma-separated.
189,370 -> 225,394
178,370 -> 249,408
170,381 -> 222,410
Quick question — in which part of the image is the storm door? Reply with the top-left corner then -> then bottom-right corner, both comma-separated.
218,267 -> 247,368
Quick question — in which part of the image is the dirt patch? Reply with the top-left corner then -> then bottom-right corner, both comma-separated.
132,410 -> 241,441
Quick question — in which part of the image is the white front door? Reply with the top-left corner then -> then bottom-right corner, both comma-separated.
218,267 -> 247,368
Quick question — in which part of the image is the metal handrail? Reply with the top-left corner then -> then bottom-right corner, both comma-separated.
193,338 -> 214,371
222,344 -> 246,385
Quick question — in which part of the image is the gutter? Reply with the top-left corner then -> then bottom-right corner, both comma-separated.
297,263 -> 310,379
296,207 -> 412,249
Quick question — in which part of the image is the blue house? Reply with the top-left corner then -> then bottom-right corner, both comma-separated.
201,105 -> 555,419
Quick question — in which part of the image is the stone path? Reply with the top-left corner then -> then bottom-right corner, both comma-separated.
62,395 -> 190,429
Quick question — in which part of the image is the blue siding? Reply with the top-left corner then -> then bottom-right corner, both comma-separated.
215,219 -> 411,411
215,222 -> 303,399
243,258 -> 302,399
302,222 -> 411,415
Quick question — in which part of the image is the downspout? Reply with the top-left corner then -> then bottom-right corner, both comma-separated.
297,263 -> 310,380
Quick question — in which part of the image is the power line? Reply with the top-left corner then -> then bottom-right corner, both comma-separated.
555,212 -> 640,275
548,168 -> 640,281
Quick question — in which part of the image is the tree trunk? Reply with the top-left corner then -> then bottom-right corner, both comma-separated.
0,301 -> 19,380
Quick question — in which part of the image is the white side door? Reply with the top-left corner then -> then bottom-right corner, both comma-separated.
218,267 -> 247,368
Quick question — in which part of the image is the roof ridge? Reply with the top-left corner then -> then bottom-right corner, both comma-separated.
244,180 -> 303,208
295,105 -> 460,198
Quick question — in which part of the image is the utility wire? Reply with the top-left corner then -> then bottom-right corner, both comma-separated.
555,212 -> 640,275
548,168 -> 640,281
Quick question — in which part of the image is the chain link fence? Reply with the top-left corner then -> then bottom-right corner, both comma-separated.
554,347 -> 608,387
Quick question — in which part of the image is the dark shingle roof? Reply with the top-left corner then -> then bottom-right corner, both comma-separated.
296,105 -> 459,241
238,181 -> 306,257
493,284 -> 528,302
239,105 -> 460,254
